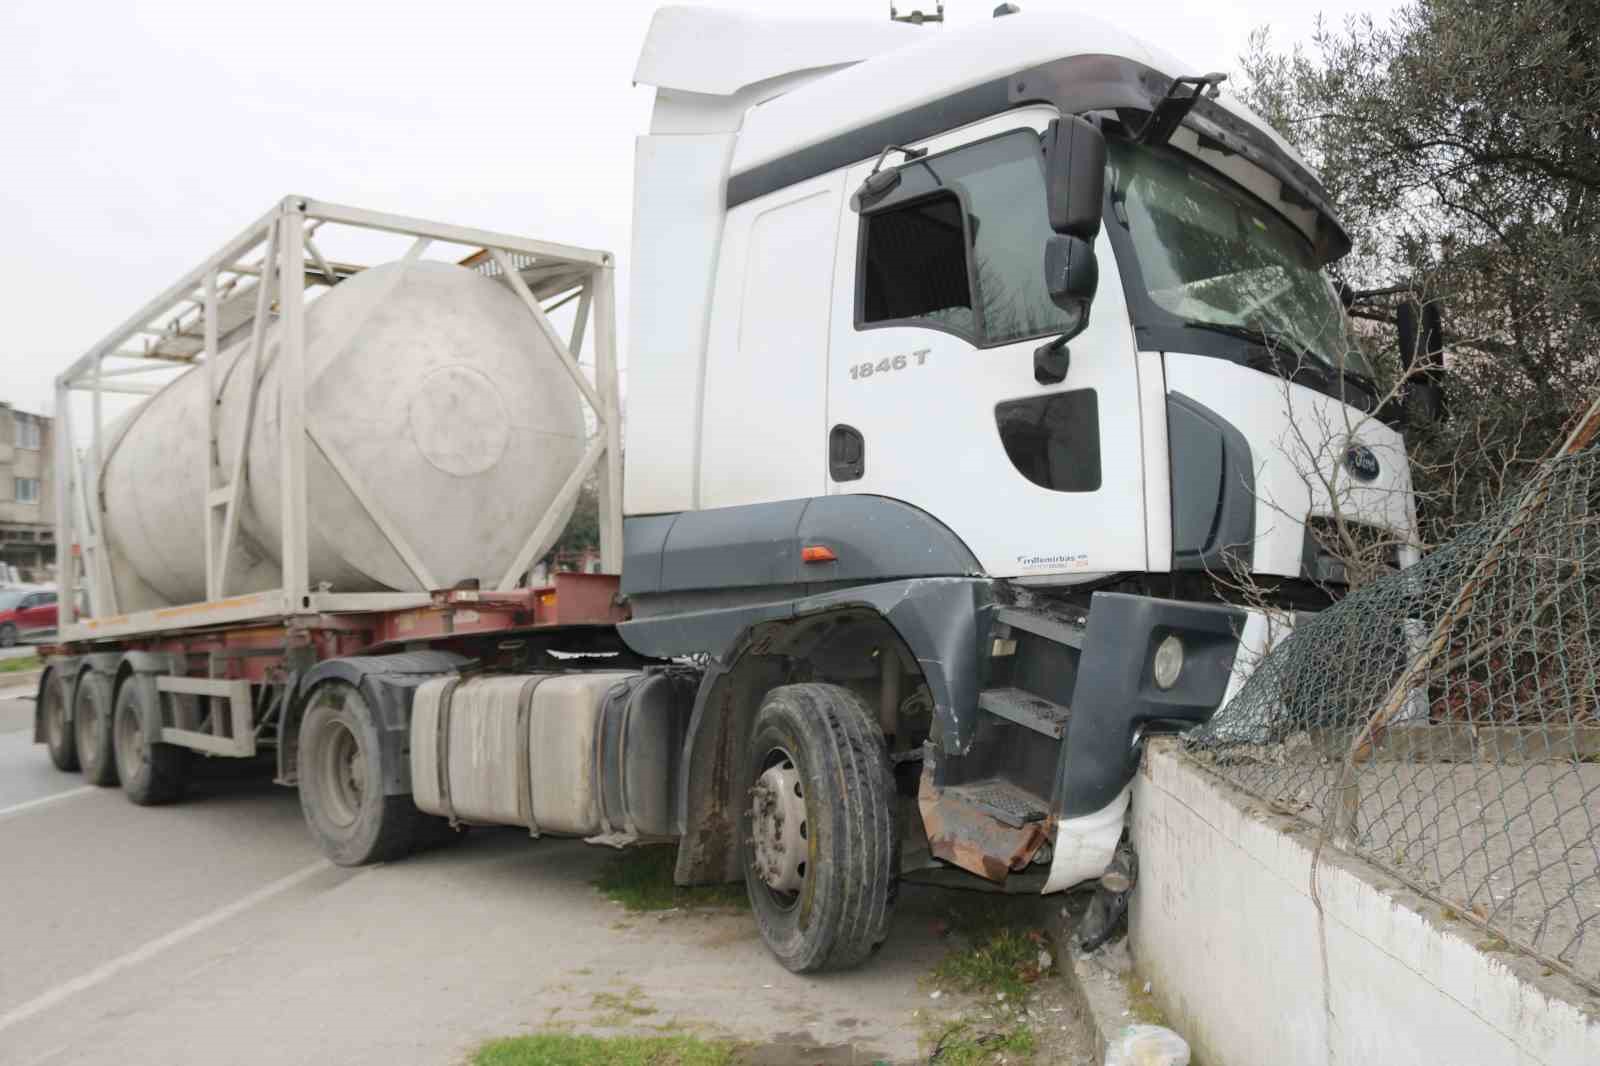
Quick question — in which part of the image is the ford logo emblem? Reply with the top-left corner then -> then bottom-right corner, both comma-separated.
1344,444 -> 1380,482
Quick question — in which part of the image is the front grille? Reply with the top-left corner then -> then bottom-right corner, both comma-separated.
1302,516 -> 1403,586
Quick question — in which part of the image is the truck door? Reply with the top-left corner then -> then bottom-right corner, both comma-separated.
825,108 -> 1146,581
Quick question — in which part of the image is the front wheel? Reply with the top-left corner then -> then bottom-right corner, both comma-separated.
740,683 -> 898,973
0,624 -> 16,648
297,682 -> 420,866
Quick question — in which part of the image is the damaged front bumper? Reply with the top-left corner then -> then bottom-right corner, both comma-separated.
919,591 -> 1248,893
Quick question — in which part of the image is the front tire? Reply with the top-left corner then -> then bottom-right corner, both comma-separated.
42,672 -> 79,772
114,676 -> 188,805
74,672 -> 119,787
740,683 -> 898,973
0,623 -> 16,648
297,682 -> 419,866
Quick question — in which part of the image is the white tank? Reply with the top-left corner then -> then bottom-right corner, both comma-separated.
100,260 -> 587,610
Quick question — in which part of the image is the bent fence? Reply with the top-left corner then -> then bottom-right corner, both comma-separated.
1191,443 -> 1600,993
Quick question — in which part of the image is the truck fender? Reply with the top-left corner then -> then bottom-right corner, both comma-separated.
113,652 -> 187,748
672,576 -> 994,886
283,652 -> 469,794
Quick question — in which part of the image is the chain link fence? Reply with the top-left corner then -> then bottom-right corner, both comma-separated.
1190,444 -> 1600,993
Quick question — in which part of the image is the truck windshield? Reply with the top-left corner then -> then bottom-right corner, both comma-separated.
1106,139 -> 1372,379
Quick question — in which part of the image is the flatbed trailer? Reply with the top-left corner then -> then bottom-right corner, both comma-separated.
35,195 -> 639,846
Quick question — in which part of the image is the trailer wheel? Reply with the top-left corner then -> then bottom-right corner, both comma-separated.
298,681 -> 418,866
42,673 -> 79,772
74,672 -> 119,787
739,683 -> 898,973
114,677 -> 187,805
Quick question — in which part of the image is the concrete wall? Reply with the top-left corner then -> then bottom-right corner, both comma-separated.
1129,740 -> 1599,1066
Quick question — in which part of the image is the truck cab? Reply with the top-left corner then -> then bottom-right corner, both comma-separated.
618,6 -> 1416,956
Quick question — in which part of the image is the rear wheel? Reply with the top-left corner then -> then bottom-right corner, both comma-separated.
114,676 -> 188,805
74,672 -> 119,787
42,673 -> 79,772
740,683 -> 898,973
297,681 -> 420,865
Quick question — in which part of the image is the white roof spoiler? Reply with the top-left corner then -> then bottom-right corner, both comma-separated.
633,4 -> 919,97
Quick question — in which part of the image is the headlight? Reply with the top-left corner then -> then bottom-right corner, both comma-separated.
1152,634 -> 1184,690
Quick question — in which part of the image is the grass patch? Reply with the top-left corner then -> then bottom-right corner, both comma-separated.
922,896 -> 1054,1064
928,1019 -> 1037,1065
928,896 -> 1052,1003
591,989 -> 659,1025
474,1034 -> 734,1066
594,845 -> 749,913
931,926 -> 1044,1004
0,654 -> 40,674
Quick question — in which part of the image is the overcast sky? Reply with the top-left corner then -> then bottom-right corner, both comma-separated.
0,0 -> 1403,419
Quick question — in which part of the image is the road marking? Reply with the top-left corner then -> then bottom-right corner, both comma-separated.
0,859 -> 332,1036
0,786 -> 95,820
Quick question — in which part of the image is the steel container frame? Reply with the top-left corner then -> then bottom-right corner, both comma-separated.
53,196 -> 623,644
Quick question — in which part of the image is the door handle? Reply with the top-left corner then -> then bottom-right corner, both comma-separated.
829,424 -> 865,481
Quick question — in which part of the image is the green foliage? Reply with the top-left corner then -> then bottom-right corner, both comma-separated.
928,1019 -> 1037,1066
922,895 -> 1053,1063
592,845 -> 750,912
474,1034 -> 734,1066
549,477 -> 601,562
930,924 -> 1045,1004
0,654 -> 40,674
1238,0 -> 1600,537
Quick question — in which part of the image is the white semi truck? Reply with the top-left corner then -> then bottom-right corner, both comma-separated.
35,6 -> 1426,972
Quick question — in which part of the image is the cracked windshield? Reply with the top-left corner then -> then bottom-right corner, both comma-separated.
1108,138 -> 1372,378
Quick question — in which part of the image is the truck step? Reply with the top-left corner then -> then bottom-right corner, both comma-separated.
943,778 -> 1050,829
978,685 -> 1072,739
994,606 -> 1087,650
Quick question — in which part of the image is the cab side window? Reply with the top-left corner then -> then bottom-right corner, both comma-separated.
855,130 -> 1079,347
860,195 -> 973,333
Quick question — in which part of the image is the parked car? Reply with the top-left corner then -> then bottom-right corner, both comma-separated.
0,586 -> 57,646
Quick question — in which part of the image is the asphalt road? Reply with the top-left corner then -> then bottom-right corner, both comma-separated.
0,683 -> 1075,1066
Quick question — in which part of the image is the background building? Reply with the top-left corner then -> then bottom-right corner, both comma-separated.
0,402 -> 56,583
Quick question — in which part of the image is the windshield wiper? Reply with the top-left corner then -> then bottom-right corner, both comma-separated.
1180,320 -> 1378,408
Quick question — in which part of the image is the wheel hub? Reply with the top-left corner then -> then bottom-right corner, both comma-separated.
750,758 -> 808,894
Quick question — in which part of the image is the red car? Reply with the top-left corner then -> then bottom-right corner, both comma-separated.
0,586 -> 57,647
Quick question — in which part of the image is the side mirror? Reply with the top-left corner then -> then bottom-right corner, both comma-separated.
1390,298 -> 1450,427
1406,378 -> 1447,424
1044,233 -> 1098,312
1045,115 -> 1107,239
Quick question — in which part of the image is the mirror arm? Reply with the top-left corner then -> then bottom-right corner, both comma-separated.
1033,336 -> 1071,385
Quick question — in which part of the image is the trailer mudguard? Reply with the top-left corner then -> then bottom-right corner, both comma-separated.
114,651 -> 189,752
290,652 -> 469,795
